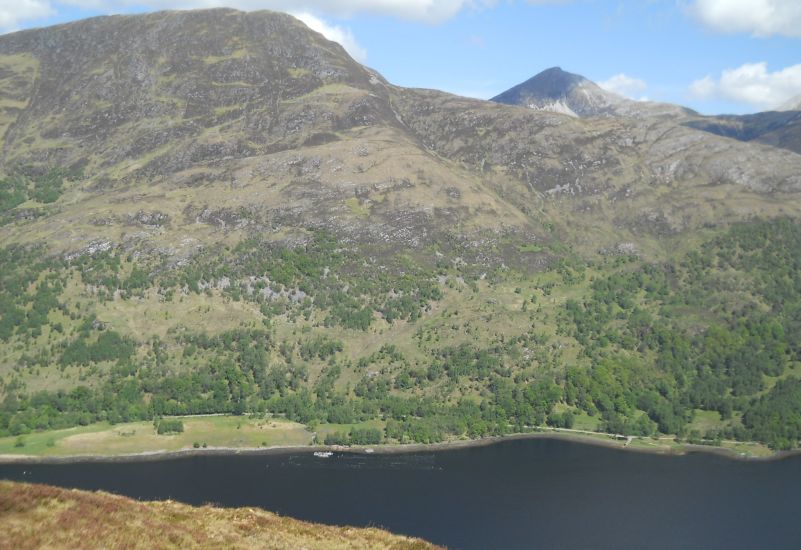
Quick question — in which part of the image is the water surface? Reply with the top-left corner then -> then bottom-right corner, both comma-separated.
2,438 -> 800,549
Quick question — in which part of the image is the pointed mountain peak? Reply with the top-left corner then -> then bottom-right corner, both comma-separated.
491,67 -> 692,120
491,67 -> 620,117
514,67 -> 589,100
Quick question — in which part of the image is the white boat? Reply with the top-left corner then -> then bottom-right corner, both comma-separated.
313,451 -> 333,458
364,448 -> 374,454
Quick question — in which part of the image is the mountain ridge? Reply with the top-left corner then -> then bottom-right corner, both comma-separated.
684,109 -> 801,155
2,11 -> 801,261
491,66 -> 801,156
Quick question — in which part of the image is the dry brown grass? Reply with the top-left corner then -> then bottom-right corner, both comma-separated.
0,481 -> 441,550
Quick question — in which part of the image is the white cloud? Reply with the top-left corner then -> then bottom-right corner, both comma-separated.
690,0 -> 801,38
689,76 -> 716,98
689,62 -> 801,110
42,1 -> 500,57
293,12 -> 366,62
0,0 -> 53,32
13,2 -> 370,61
56,0 -> 482,24
598,73 -> 647,99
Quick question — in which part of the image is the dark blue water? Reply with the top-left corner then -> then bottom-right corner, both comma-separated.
2,438 -> 800,550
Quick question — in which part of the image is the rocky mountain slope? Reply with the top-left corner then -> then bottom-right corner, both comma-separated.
0,481 -> 439,549
1,11 -> 801,260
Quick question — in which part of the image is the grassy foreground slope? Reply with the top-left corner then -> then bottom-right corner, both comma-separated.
0,481 -> 439,550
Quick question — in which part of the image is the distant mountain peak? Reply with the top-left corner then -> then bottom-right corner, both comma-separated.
491,67 -> 589,108
491,66 -> 691,120
520,67 -> 586,98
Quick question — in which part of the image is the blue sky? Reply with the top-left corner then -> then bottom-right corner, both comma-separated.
4,0 -> 801,115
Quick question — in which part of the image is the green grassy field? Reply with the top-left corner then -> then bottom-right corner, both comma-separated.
0,416 -> 313,457
688,410 -> 723,434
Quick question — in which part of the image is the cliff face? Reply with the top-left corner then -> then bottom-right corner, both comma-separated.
0,480 -> 440,549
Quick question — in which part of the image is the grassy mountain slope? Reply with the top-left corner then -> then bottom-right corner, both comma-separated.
2,10 -> 801,453
0,481 -> 439,549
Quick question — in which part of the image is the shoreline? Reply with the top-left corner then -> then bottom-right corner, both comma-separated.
1,429 -> 799,465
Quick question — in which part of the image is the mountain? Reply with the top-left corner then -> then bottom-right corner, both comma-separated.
491,67 -> 800,155
2,10 -> 801,455
1,18 -> 799,260
490,66 -> 692,119
0,481 -> 440,549
684,109 -> 801,156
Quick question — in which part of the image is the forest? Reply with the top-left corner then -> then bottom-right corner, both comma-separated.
1,219 -> 801,450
